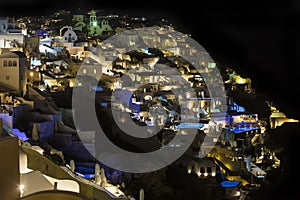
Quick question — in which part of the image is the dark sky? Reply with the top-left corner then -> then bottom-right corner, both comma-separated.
1,0 -> 300,118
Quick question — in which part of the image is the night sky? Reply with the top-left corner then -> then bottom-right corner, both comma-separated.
1,0 -> 300,118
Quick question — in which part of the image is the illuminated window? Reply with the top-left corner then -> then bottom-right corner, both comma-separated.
83,69 -> 86,74
93,69 -> 96,74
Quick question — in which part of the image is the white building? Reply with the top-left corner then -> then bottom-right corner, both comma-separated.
60,26 -> 78,43
0,34 -> 24,51
0,51 -> 27,95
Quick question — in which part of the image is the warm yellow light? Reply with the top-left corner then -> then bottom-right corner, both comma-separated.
29,72 -> 34,77
235,77 -> 246,84
211,172 -> 216,177
204,172 -> 208,177
187,169 -> 191,174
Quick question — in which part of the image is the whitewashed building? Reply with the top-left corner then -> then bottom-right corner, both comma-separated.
0,51 -> 27,95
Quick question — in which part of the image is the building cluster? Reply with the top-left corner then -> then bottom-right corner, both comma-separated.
0,8 -> 299,200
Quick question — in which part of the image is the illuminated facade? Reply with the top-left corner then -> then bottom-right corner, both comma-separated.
72,10 -> 114,37
0,51 -> 27,95
87,10 -> 113,36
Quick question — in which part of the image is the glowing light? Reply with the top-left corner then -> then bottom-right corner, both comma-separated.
29,72 -> 34,77
204,172 -> 208,177
197,172 -> 201,177
187,169 -> 191,174
211,172 -> 216,177
19,184 -> 24,196
235,191 -> 241,196
93,21 -> 97,26
235,77 -> 246,84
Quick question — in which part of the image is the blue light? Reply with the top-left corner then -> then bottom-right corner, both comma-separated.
227,101 -> 246,112
220,181 -> 240,188
229,127 -> 259,133
158,96 -> 168,103
91,86 -> 103,91
175,123 -> 204,129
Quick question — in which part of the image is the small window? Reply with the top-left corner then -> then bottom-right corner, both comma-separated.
8,60 -> 12,66
207,167 -> 212,174
69,33 -> 71,37
93,69 -> 96,74
200,167 -> 205,173
5,75 -> 9,80
13,61 -> 17,66
3,60 -> 7,66
83,69 -> 86,74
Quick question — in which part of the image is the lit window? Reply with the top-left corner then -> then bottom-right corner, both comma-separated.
93,69 -> 96,74
83,69 -> 86,74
